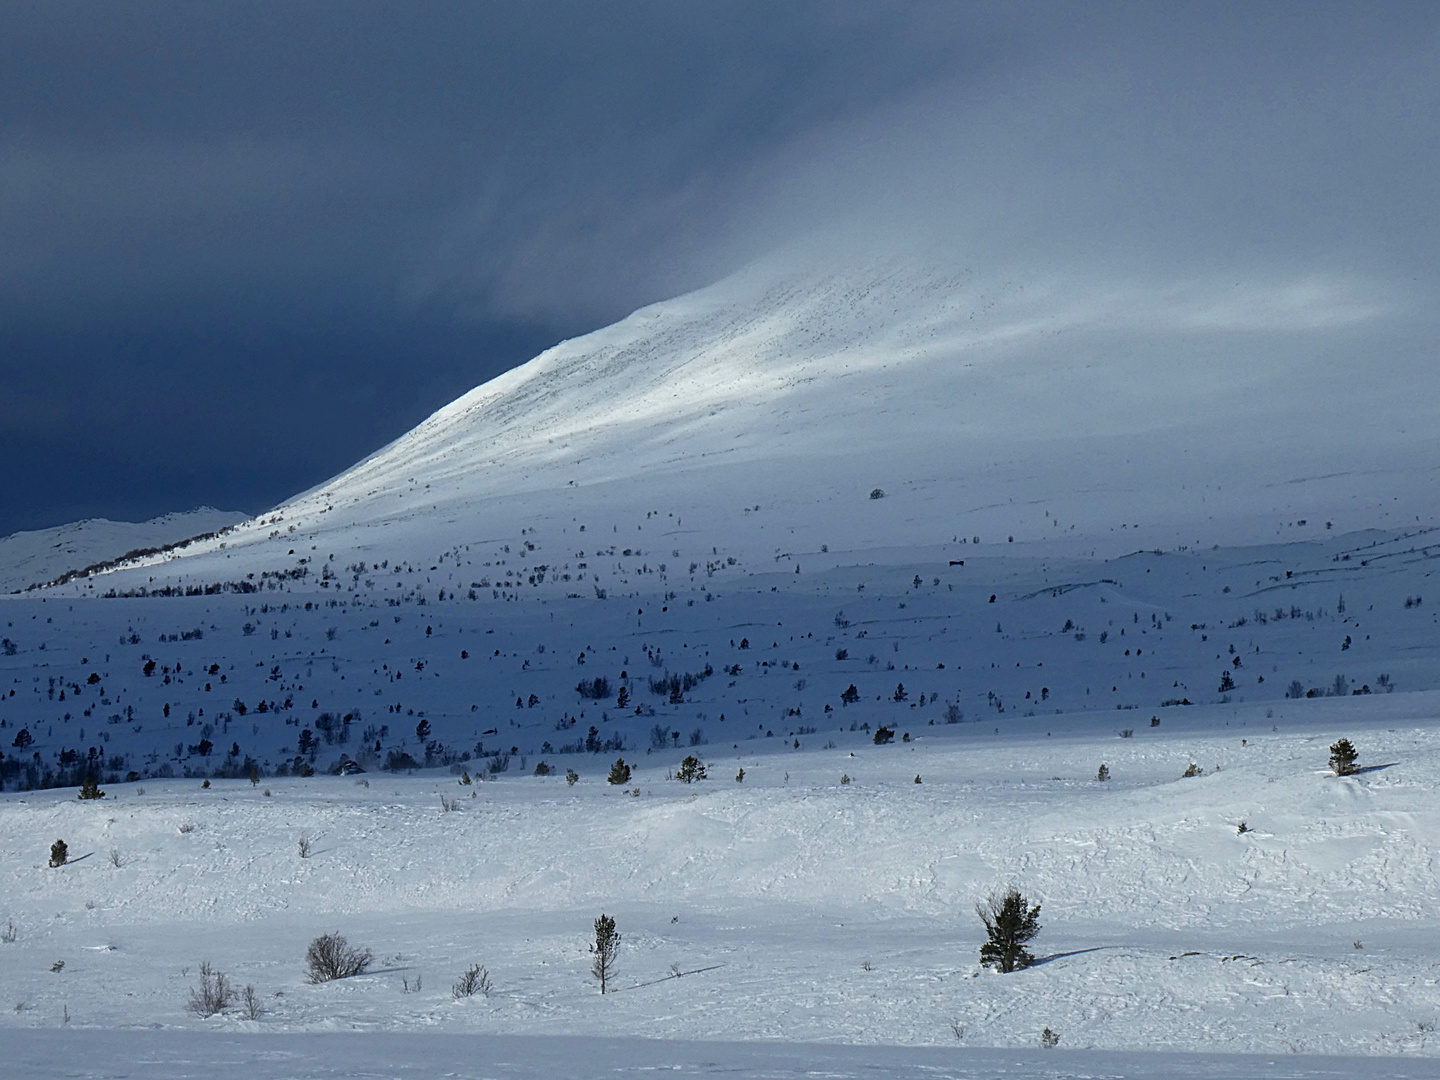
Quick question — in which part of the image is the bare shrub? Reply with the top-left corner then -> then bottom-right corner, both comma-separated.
439,795 -> 460,812
453,963 -> 492,999
187,961 -> 233,1017
108,847 -> 125,868
241,983 -> 263,1019
1,920 -> 16,943
305,933 -> 372,982
297,836 -> 312,859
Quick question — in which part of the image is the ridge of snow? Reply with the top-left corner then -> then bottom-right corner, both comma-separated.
0,508 -> 249,594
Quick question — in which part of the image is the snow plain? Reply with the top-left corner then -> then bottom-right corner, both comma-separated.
4,258 -> 1440,1076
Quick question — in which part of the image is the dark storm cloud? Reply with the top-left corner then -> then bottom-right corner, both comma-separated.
0,1 -> 990,324
0,2 -> 1435,533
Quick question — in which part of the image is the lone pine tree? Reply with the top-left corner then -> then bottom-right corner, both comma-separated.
1329,738 -> 1359,776
977,888 -> 1041,973
591,913 -> 620,993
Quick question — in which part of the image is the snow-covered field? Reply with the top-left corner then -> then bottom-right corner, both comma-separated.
4,694 -> 1440,1066
5,259 -> 1440,1076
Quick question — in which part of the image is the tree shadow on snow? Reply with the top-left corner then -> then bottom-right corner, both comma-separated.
1032,947 -> 1106,967
1349,762 -> 1398,776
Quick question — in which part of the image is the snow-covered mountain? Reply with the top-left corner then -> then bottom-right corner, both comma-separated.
67,256 -> 1439,592
5,258 -> 1440,1070
0,508 -> 248,594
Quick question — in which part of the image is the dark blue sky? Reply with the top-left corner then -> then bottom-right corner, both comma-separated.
1,2 -> 1435,534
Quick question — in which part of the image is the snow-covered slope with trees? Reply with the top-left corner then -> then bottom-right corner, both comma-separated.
4,257 -> 1440,1075
0,508 -> 248,594
61,256 -> 1440,590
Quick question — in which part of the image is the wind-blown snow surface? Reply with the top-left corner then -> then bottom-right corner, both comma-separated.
0,508 -> 247,594
6,259 -> 1440,1075
5,699 -> 1440,1064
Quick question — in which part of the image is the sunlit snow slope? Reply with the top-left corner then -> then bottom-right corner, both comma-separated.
76,257 -> 1439,589
0,508 -> 246,594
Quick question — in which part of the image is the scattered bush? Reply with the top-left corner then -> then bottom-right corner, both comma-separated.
453,963 -> 492,999
305,933 -> 372,983
977,887 -> 1041,973
49,839 -> 68,868
241,983 -> 263,1019
187,961 -> 233,1018
565,768 -> 579,786
533,761 -> 551,777
1182,763 -> 1202,778
576,676 -> 612,700
1330,738 -> 1359,776
647,669 -> 712,700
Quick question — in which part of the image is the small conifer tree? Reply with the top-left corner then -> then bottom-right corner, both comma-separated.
49,839 -> 69,867
607,758 -> 631,785
78,775 -> 105,800
977,887 -> 1041,973
1329,738 -> 1359,776
591,913 -> 620,993
1096,763 -> 1110,782
676,755 -> 706,783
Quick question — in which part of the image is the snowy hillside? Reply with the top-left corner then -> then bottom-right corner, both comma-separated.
55,256 -> 1440,592
0,508 -> 248,594
4,258 -> 1440,1074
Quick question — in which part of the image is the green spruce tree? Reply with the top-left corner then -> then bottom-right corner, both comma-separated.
977,888 -> 1041,973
